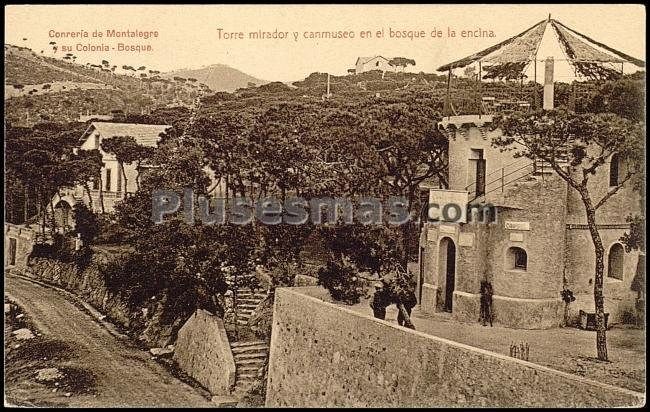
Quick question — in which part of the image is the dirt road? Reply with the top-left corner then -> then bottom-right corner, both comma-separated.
5,274 -> 215,407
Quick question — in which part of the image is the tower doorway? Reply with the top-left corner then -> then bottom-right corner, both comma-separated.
438,237 -> 456,312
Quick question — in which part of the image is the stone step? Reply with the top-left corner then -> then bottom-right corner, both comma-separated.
231,340 -> 267,348
236,310 -> 254,316
237,297 -> 266,303
236,289 -> 267,295
235,304 -> 262,310
235,372 -> 259,380
231,344 -> 268,354
235,377 -> 259,386
233,343 -> 268,350
235,357 -> 267,366
233,382 -> 254,393
236,293 -> 267,299
211,395 -> 238,407
234,352 -> 268,361
236,364 -> 263,373
235,363 -> 265,372
234,352 -> 267,360
236,311 -> 253,317
236,310 -> 256,316
236,297 -> 263,303
232,348 -> 268,357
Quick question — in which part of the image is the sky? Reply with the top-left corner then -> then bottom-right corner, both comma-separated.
5,4 -> 646,82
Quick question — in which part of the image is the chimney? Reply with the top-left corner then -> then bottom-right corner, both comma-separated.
543,57 -> 554,110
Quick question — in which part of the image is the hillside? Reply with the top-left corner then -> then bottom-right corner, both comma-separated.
199,69 -> 536,117
4,44 -> 208,126
162,64 -> 267,92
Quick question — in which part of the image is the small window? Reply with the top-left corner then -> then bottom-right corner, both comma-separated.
507,247 -> 527,270
607,243 -> 624,280
609,154 -> 620,187
376,61 -> 380,66
92,178 -> 99,190
94,134 -> 100,150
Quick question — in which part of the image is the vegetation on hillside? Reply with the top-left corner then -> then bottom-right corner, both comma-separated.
4,44 -> 208,126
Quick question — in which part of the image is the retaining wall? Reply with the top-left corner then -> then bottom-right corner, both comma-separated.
5,223 -> 35,269
265,287 -> 644,407
26,253 -> 180,347
173,309 -> 236,395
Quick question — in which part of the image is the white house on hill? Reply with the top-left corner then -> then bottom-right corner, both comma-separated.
355,56 -> 397,74
50,122 -> 171,226
80,122 -> 171,194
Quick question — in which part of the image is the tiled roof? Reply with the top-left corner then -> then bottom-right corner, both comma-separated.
81,122 -> 171,147
356,56 -> 390,65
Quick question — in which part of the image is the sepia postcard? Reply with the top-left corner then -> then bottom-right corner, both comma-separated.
3,4 -> 646,407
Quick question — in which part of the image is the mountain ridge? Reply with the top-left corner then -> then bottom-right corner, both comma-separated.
162,64 -> 268,92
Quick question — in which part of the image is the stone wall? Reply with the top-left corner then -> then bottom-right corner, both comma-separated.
173,309 -> 236,396
27,255 -> 134,327
26,253 -> 180,347
266,287 -> 644,407
564,228 -> 640,325
421,122 -> 642,328
4,223 -> 35,270
418,176 -> 567,328
562,145 -> 643,325
565,151 -> 642,227
446,123 -> 527,195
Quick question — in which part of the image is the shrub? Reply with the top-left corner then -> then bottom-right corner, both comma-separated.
365,80 -> 398,92
95,215 -> 131,244
30,233 -> 75,262
317,261 -> 366,305
73,203 -> 99,245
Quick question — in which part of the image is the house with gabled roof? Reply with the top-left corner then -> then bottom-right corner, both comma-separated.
355,56 -> 396,74
50,122 -> 171,224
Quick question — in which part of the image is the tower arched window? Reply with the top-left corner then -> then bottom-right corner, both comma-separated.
607,243 -> 624,280
507,247 -> 527,271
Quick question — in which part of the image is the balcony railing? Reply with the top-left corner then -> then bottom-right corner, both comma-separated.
89,189 -> 125,199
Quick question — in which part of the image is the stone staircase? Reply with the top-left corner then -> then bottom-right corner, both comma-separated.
230,340 -> 269,394
233,289 -> 268,326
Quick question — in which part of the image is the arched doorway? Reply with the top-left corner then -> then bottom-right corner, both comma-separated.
438,237 -> 456,312
607,243 -> 624,280
54,200 -> 72,231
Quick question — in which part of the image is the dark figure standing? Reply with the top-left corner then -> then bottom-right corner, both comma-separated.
370,278 -> 417,330
370,284 -> 391,320
479,280 -> 493,326
397,289 -> 417,327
